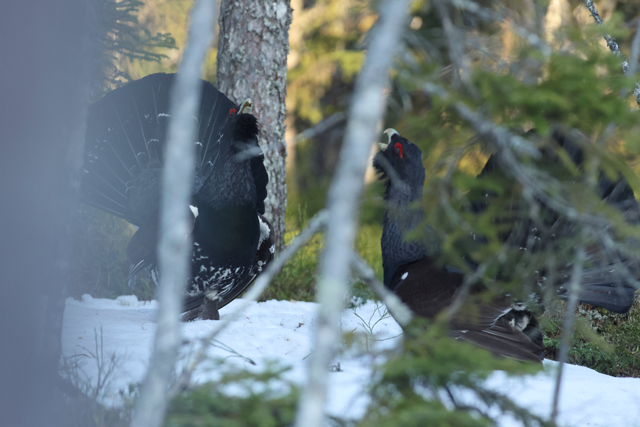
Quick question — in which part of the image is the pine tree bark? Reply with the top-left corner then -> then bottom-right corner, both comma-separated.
216,0 -> 291,251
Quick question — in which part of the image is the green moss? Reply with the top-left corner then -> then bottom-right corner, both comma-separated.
165,365 -> 298,427
541,298 -> 640,377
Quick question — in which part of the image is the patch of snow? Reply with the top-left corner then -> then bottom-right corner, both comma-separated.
61,297 -> 640,425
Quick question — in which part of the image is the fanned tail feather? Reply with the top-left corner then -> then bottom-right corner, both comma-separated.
81,73 -> 237,226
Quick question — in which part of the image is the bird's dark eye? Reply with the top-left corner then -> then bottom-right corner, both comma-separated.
394,142 -> 403,159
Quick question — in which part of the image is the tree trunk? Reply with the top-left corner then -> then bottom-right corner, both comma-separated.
0,1 -> 91,425
216,0 -> 291,251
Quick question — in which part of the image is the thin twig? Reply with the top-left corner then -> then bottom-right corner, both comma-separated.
583,0 -> 629,73
294,1 -> 412,426
583,0 -> 640,106
451,0 -> 551,57
289,112 -> 347,145
131,1 -> 216,426
434,0 -> 470,89
550,245 -> 585,423
351,253 -> 413,326
627,19 -> 640,106
170,210 -> 328,394
628,19 -> 640,77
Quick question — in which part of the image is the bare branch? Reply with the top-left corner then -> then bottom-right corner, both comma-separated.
434,0 -> 470,89
628,19 -> 640,76
289,112 -> 348,145
351,254 -> 413,326
130,1 -> 216,426
551,245 -> 586,423
628,19 -> 640,106
583,0 -> 640,106
583,0 -> 629,73
171,210 -> 328,394
451,0 -> 551,57
293,1 -> 412,426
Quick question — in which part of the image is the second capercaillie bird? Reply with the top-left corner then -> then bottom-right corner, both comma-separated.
374,129 -> 544,362
469,130 -> 640,314
81,73 -> 274,320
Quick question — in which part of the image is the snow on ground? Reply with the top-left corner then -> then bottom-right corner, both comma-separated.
62,295 -> 640,426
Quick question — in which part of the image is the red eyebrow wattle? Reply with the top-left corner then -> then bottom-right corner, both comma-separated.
394,142 -> 403,158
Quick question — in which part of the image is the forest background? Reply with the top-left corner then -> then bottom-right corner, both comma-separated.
69,0 -> 640,388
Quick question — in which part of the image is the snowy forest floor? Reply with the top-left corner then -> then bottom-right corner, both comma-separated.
62,296 -> 640,427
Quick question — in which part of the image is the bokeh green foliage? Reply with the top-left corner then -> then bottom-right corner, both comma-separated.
287,0 -> 373,124
360,320 -> 547,427
165,364 -> 298,427
263,203 -> 383,303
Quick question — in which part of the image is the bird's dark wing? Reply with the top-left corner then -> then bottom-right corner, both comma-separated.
181,213 -> 274,317
217,213 -> 274,309
471,130 -> 640,313
394,257 -> 544,362
450,317 -> 544,363
82,73 -> 237,226
251,152 -> 269,216
125,206 -> 197,289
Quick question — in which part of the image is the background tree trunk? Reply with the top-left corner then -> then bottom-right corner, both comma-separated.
216,0 -> 292,251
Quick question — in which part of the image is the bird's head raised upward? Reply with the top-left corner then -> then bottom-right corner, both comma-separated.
238,98 -> 253,115
373,129 -> 425,201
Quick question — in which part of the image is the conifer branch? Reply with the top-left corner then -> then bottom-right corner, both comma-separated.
422,83 -> 621,229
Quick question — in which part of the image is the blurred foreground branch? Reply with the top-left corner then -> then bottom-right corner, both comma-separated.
294,1 -> 412,426
131,1 -> 216,426
171,210 -> 328,394
551,246 -> 586,423
351,254 -> 413,326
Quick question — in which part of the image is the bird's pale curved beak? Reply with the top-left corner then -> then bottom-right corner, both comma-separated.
379,128 -> 398,150
239,98 -> 253,115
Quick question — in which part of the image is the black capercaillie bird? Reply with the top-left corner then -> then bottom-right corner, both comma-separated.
471,130 -> 640,314
81,72 -> 274,321
374,129 -> 544,362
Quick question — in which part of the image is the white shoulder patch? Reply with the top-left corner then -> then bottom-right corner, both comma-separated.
401,272 -> 408,280
257,215 -> 271,248
189,205 -> 199,219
